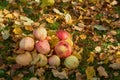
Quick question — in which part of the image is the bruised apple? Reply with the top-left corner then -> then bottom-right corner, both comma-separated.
35,40 -> 50,54
19,37 -> 34,51
55,40 -> 72,58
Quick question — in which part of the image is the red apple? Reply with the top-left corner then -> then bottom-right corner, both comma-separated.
56,30 -> 70,40
35,40 -> 50,54
55,40 -> 72,58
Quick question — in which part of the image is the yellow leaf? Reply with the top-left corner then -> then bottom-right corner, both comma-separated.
79,34 -> 87,40
72,51 -> 82,60
85,66 -> 96,80
49,35 -> 60,48
79,0 -> 83,2
25,26 -> 33,31
87,52 -> 95,63
88,0 -> 97,4
65,37 -> 73,46
116,51 -> 120,57
5,14 -> 14,19
46,18 -> 54,23
13,27 -> 22,35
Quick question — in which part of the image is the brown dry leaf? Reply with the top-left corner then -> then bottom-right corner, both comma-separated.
109,63 -> 120,69
85,66 -> 96,80
97,66 -> 108,78
99,53 -> 107,60
111,20 -> 120,28
87,52 -> 95,63
113,72 -> 119,76
35,68 -> 45,77
25,26 -> 33,31
116,58 -> 120,64
76,71 -> 82,80
12,76 -> 22,80
13,27 -> 22,35
52,69 -> 68,79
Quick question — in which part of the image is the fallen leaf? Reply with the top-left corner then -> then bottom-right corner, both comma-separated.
1,30 -> 10,40
95,46 -> 101,53
41,0 -> 55,7
62,0 -> 71,3
79,34 -> 87,40
52,69 -> 68,79
13,27 -> 22,35
65,13 -> 73,25
72,51 -> 82,60
25,26 -> 33,31
99,53 -> 107,60
116,51 -> 120,57
94,25 -> 108,31
53,8 -> 64,16
113,72 -> 119,76
79,0 -> 83,2
5,13 -> 14,19
87,52 -> 95,63
109,63 -> 120,69
35,68 -> 45,77
85,66 -> 96,80
97,66 -> 108,78
76,71 -> 82,80
46,17 -> 54,23
30,77 -> 39,80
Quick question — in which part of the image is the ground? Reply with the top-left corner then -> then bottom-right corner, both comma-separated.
0,0 -> 120,80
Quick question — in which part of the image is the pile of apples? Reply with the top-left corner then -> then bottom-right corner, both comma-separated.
16,26 -> 79,69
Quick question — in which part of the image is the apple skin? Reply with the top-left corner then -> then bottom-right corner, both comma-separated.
35,40 -> 50,54
33,27 -> 47,40
16,52 -> 32,66
48,55 -> 60,67
19,37 -> 34,51
64,55 -> 79,69
55,40 -> 72,58
56,30 -> 70,40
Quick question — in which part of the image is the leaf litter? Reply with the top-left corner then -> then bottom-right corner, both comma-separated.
0,0 -> 120,80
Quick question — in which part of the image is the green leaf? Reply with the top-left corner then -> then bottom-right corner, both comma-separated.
0,1 -> 9,9
23,8 -> 33,15
0,69 -> 6,77
96,13 -> 103,19
23,73 -> 35,80
22,29 -> 32,35
49,22 -> 60,30
114,7 -> 120,14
